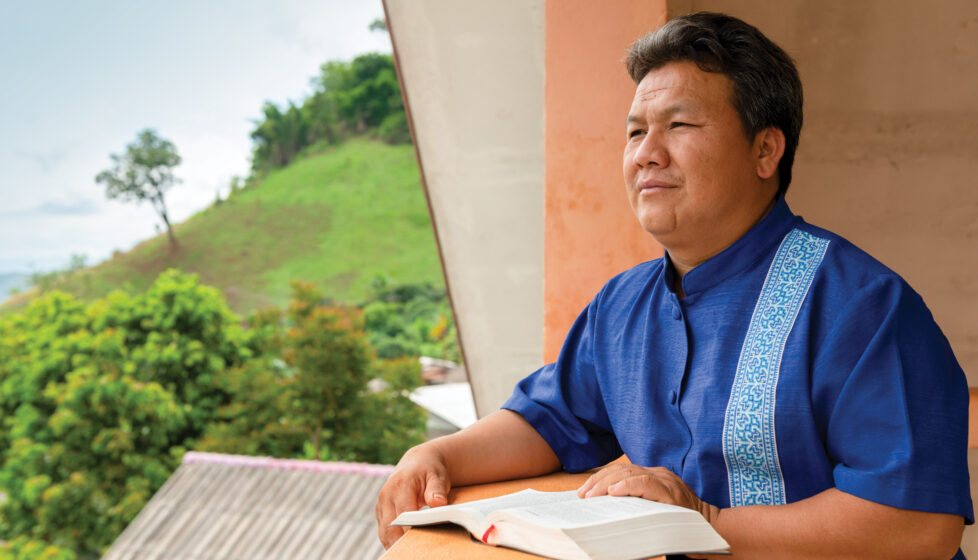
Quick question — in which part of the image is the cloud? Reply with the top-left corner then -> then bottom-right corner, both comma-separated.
35,199 -> 100,215
0,198 -> 100,217
15,146 -> 72,174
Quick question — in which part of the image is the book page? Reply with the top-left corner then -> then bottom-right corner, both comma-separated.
454,489 -> 580,518
391,489 -> 578,534
494,494 -> 694,529
392,504 -> 482,536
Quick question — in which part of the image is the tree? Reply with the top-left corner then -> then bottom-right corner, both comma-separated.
304,54 -> 407,142
249,101 -> 310,173
247,52 -> 411,173
0,271 -> 430,556
361,279 -> 461,362
96,129 -> 181,249
0,271 -> 248,557
319,53 -> 404,133
197,281 -> 428,463
368,17 -> 387,32
348,357 -> 427,465
284,284 -> 373,460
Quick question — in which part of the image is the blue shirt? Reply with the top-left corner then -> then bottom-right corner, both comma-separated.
503,198 -> 972,530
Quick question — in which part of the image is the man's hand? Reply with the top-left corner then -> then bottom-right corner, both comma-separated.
576,463 -> 720,524
374,410 -> 562,549
580,464 -> 965,560
375,443 -> 452,549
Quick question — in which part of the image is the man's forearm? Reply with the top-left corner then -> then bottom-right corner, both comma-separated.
424,409 -> 561,487
703,488 -> 963,560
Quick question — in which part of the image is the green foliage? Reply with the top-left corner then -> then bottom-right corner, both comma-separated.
250,101 -> 310,171
361,277 -> 460,363
95,129 -> 181,247
250,53 -> 409,174
377,110 -> 411,144
0,271 -> 247,556
318,53 -> 404,133
194,352 -> 306,458
0,537 -> 76,560
0,270 -> 435,557
28,140 -> 444,318
368,17 -> 387,32
199,281 -> 428,463
28,254 -> 88,294
284,282 -> 374,459
349,357 -> 427,465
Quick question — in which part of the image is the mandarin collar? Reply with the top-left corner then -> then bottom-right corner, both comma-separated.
665,197 -> 799,298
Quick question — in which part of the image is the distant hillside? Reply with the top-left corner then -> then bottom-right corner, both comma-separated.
0,273 -> 28,299
12,139 -> 442,315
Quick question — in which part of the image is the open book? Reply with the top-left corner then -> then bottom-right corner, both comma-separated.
392,489 -> 729,560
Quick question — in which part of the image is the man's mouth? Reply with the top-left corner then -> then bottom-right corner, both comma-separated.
637,180 -> 678,194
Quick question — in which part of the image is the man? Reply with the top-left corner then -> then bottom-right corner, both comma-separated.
376,12 -> 972,558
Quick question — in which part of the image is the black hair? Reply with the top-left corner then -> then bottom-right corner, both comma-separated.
626,12 -> 803,195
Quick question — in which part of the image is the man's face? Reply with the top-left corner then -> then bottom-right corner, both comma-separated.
623,61 -> 777,259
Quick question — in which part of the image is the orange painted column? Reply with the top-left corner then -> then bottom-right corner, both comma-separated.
543,1 -> 668,362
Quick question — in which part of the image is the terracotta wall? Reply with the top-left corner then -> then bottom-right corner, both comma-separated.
666,0 -> 978,384
543,1 -> 667,362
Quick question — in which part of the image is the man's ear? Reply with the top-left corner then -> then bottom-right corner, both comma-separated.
754,127 -> 786,180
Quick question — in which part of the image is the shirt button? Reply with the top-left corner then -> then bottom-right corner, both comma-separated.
671,305 -> 682,320
669,390 -> 678,405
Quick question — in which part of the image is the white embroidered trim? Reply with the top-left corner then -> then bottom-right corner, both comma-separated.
721,228 -> 829,506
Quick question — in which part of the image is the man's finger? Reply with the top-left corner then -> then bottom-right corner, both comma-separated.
577,465 -> 621,498
577,473 -> 598,497
580,472 -> 614,497
392,482 -> 421,520
376,489 -> 395,546
583,474 -> 620,497
580,464 -> 640,497
380,523 -> 406,549
606,475 -> 662,501
377,491 -> 402,548
381,484 -> 422,549
378,486 -> 408,548
424,471 -> 450,507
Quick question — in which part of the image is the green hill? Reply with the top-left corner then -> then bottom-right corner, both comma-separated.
25,138 -> 443,315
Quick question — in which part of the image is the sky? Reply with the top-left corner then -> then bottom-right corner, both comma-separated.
0,0 -> 391,274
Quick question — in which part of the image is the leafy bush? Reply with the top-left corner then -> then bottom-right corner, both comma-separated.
0,271 -> 430,557
0,537 -> 76,560
198,281 -> 428,463
360,277 -> 460,363
250,52 -> 410,174
350,357 -> 427,465
0,271 -> 247,557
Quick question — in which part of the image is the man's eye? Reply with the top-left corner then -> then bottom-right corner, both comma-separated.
628,129 -> 645,138
669,122 -> 691,129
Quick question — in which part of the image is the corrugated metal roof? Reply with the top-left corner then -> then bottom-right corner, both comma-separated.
103,452 -> 393,560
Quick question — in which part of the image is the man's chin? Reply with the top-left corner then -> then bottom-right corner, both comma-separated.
635,213 -> 677,240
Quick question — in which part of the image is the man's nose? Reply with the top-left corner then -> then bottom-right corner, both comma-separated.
633,130 -> 670,168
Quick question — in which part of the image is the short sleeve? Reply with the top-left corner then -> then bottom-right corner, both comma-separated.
813,275 -> 973,522
502,297 -> 622,473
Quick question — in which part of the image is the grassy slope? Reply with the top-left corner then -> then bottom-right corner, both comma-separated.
29,139 -> 442,315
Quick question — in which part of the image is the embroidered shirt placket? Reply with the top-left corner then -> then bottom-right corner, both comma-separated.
721,229 -> 830,506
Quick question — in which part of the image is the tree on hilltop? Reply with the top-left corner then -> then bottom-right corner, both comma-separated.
250,102 -> 309,169
368,17 -> 387,32
96,129 -> 181,249
249,52 -> 410,173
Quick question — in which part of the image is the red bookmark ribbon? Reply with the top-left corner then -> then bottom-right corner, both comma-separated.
481,524 -> 496,545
